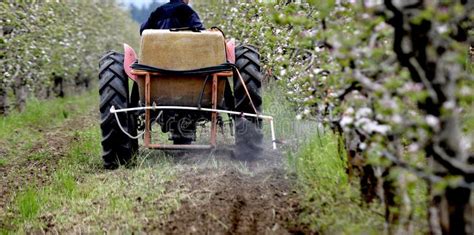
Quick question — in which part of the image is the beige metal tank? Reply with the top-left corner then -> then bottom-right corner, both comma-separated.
139,30 -> 226,70
136,30 -> 229,107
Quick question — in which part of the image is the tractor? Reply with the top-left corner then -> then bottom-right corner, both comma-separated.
98,28 -> 276,169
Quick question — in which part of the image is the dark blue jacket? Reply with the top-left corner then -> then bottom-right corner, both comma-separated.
140,0 -> 204,35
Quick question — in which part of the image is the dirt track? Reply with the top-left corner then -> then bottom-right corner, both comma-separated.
146,149 -> 309,234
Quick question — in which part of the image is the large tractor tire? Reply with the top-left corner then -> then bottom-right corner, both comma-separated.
234,45 -> 263,114
233,45 -> 264,161
99,51 -> 138,169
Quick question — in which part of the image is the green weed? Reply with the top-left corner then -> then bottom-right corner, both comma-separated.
67,128 -> 102,167
0,89 -> 98,165
53,171 -> 77,198
40,166 -> 177,232
263,83 -> 385,233
9,124 -> 179,232
0,158 -> 6,166
262,81 -> 298,139
0,90 -> 95,138
293,131 -> 348,188
14,188 -> 41,223
290,131 -> 385,234
26,150 -> 49,161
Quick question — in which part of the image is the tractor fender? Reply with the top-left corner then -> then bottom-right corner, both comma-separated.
226,39 -> 236,64
123,43 -> 137,81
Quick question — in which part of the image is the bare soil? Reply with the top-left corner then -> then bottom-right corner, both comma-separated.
144,148 -> 312,234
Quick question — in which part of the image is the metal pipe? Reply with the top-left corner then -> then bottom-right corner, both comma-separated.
144,73 -> 151,147
270,119 -> 277,150
110,105 -> 277,150
210,74 -> 218,146
147,144 -> 214,150
110,106 -> 273,120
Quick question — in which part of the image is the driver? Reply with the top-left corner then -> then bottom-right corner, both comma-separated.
140,0 -> 205,35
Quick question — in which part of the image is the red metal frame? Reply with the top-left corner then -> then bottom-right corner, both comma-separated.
131,69 -> 233,150
123,44 -> 138,81
225,39 -> 236,64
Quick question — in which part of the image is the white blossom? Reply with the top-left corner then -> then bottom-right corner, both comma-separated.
391,114 -> 402,124
425,115 -> 440,129
436,24 -> 449,34
356,107 -> 372,119
340,116 -> 354,127
408,143 -> 419,153
443,101 -> 455,110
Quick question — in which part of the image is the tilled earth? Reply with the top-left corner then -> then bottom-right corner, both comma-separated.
158,169 -> 303,234
144,148 -> 311,234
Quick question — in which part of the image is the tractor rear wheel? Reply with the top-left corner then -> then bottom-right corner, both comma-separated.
233,44 -> 264,161
234,45 -> 263,114
99,51 -> 138,169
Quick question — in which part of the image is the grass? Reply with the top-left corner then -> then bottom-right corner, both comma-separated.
8,125 -> 180,233
0,89 -> 97,165
264,83 -> 384,231
39,166 -> 178,233
288,122 -> 429,233
0,90 -> 95,138
26,150 -> 50,161
262,81 -> 299,140
262,82 -> 385,233
15,188 -> 41,223
289,131 -> 385,234
291,131 -> 348,188
262,82 -> 431,233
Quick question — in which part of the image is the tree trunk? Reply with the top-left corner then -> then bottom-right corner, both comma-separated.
470,45 -> 473,63
0,81 -> 8,116
14,76 -> 27,112
429,185 -> 473,235
53,73 -> 64,98
0,27 -> 8,115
